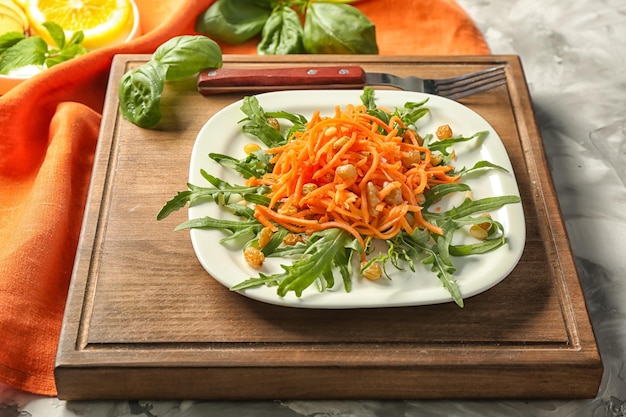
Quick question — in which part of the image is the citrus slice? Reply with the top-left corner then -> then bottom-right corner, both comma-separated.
24,0 -> 132,49
0,13 -> 24,36
0,0 -> 29,31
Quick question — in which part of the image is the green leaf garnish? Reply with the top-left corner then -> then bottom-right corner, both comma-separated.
195,0 -> 377,55
0,22 -> 87,76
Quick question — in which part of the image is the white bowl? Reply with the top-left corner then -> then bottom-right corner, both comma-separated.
0,0 -> 141,95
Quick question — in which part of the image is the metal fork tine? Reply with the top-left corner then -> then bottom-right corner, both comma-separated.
442,77 -> 508,100
428,65 -> 507,99
438,65 -> 506,87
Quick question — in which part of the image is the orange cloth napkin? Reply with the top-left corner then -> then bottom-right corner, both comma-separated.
0,0 -> 488,397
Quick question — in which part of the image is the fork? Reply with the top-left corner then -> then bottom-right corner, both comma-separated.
372,65 -> 508,100
197,65 -> 508,100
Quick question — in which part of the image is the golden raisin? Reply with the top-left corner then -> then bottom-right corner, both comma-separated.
283,234 -> 305,246
257,227 -> 273,249
469,225 -> 489,240
361,261 -> 382,280
477,213 -> 493,230
266,116 -> 280,131
366,182 -> 381,217
244,246 -> 264,269
383,182 -> 404,205
402,150 -> 421,168
469,214 -> 492,240
244,143 -> 261,154
436,124 -> 453,140
430,153 -> 443,166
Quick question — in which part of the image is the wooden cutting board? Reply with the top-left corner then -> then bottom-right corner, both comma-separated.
55,55 -> 602,400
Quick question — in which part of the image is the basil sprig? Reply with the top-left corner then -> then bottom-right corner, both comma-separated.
195,0 -> 379,55
0,22 -> 87,75
118,35 -> 223,129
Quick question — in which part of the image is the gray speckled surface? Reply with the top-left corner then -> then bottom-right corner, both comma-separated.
3,0 -> 626,415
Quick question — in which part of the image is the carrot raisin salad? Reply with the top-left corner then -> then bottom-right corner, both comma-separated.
158,88 -> 520,307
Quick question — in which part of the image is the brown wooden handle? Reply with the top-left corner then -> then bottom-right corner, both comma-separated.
197,66 -> 366,95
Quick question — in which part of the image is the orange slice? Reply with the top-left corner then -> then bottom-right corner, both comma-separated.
24,0 -> 132,49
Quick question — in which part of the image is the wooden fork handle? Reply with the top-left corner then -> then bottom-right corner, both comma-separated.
197,66 -> 367,95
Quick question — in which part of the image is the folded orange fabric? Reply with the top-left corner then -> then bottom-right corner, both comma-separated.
0,0 -> 488,396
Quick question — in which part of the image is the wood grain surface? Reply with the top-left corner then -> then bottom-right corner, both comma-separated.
54,55 -> 602,400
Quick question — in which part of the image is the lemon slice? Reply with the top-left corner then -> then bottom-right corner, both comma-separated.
25,0 -> 132,49
0,14 -> 24,36
0,0 -> 29,32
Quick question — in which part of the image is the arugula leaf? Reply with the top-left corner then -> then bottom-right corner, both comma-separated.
426,131 -> 489,157
231,228 -> 354,297
175,216 -> 263,245
422,183 -> 471,210
360,87 -> 430,133
156,171 -> 269,220
429,195 -> 521,222
360,87 -> 376,110
210,148 -> 273,179
448,215 -> 507,256
456,160 -> 511,176
240,96 -> 288,147
175,216 -> 260,233
265,110 -> 308,126
256,227 -> 290,256
396,100 -> 430,126
421,240 -> 462,306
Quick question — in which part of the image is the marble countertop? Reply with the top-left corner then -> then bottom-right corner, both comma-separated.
2,0 -> 626,415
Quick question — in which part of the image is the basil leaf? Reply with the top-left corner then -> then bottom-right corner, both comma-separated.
152,35 -> 223,81
303,2 -> 378,54
0,36 -> 47,75
45,43 -> 87,68
0,32 -> 25,55
257,6 -> 305,55
195,0 -> 272,45
66,30 -> 85,47
42,21 -> 65,48
118,60 -> 165,129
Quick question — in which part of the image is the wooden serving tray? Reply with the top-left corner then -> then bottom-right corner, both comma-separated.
55,55 -> 602,400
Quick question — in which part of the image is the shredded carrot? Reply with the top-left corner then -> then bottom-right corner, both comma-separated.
246,103 -> 459,255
